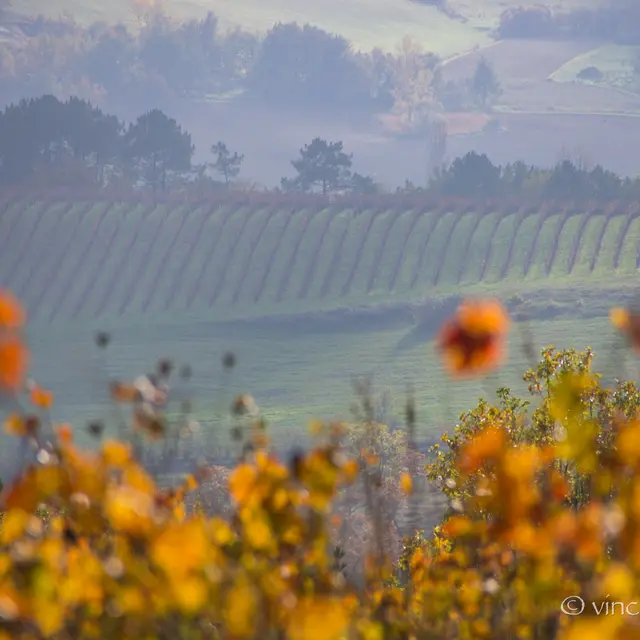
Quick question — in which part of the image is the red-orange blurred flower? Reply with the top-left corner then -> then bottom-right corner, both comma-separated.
56,424 -> 73,445
437,298 -> 510,377
109,381 -> 140,403
0,334 -> 29,394
0,289 -> 25,329
610,307 -> 640,352
30,385 -> 53,409
459,425 -> 507,475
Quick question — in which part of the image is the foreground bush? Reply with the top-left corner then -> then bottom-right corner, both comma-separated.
2,292 -> 640,638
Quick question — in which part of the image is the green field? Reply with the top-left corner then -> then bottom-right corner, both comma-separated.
1,196 -> 639,451
550,45 -> 640,93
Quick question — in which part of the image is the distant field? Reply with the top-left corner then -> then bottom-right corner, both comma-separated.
442,40 -> 640,115
11,0 -> 488,55
2,197 -> 640,326
22,308 -> 631,452
11,0 -> 597,55
550,45 -> 640,94
1,194 -> 638,452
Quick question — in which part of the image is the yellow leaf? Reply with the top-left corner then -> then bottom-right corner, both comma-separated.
602,563 -> 635,601
32,597 -> 64,636
618,422 -> 640,466
152,520 -> 208,577
560,617 -> 620,640
224,579 -> 257,638
400,472 -> 413,496
116,587 -> 145,615
4,413 -> 26,437
185,474 -> 198,491
105,486 -> 153,536
610,307 -> 630,331
0,509 -> 29,544
287,597 -> 350,640
173,576 -> 207,614
102,440 -> 131,467
309,419 -> 324,436
229,463 -> 257,505
243,512 -> 274,551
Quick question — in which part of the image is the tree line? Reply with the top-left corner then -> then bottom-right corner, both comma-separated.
0,95 -> 380,195
498,2 -> 640,46
3,94 -> 640,202
0,10 -> 502,131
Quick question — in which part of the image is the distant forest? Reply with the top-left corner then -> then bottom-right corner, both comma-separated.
0,10 -> 449,122
498,2 -> 640,44
2,94 -> 640,202
1,3 -> 638,127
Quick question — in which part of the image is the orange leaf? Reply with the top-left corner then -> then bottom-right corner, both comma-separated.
0,290 -> 26,329
400,472 -> 413,496
30,386 -> 53,409
0,335 -> 28,393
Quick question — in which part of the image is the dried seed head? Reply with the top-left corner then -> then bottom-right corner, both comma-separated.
95,331 -> 111,349
289,448 -> 305,480
405,399 -> 416,427
63,526 -> 79,545
87,421 -> 105,438
157,359 -> 174,377
222,352 -> 236,370
133,407 -> 166,440
231,394 -> 258,417
24,415 -> 40,437
242,442 -> 255,459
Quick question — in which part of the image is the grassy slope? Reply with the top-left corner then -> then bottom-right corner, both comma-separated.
2,197 -> 638,451
23,313 -> 628,452
550,45 -> 640,93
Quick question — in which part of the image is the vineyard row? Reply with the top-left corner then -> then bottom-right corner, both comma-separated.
1,199 -> 639,322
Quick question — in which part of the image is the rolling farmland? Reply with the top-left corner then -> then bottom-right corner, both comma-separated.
2,196 -> 640,326
2,194 -> 637,444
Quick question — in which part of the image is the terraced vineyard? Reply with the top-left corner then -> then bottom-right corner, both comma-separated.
3,196 -> 639,325
2,194 -> 638,444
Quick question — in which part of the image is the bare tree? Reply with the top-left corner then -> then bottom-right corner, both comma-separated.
390,36 -> 440,133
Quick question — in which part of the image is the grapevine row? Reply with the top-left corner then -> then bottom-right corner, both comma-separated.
161,203 -> 220,313
613,203 -> 640,270
231,205 -> 293,305
340,207 -> 389,298
293,205 -> 340,301
184,204 -> 245,309
497,204 -> 534,280
5,197 -> 640,324
93,203 -> 160,317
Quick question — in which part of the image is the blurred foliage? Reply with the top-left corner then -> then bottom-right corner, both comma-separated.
3,290 -> 640,638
